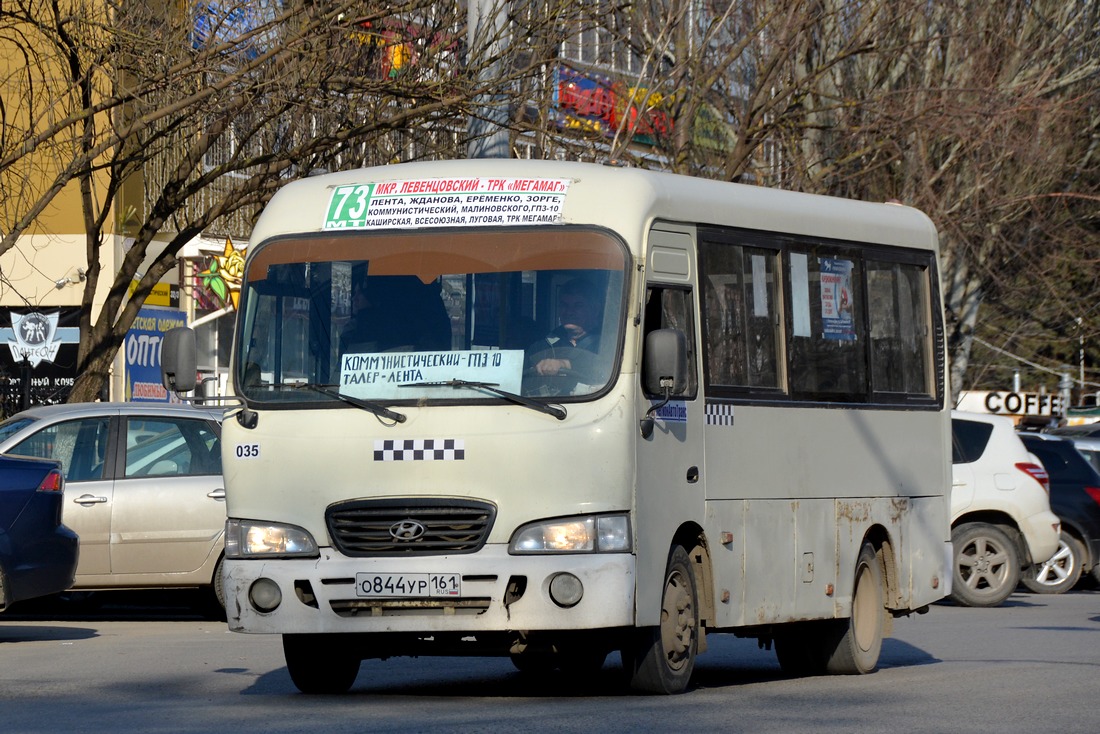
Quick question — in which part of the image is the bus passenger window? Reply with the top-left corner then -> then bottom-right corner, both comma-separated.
786,249 -> 867,398
867,260 -> 934,397
699,239 -> 781,391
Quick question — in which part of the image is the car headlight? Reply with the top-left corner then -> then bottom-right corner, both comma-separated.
225,518 -> 319,558
509,514 -> 631,554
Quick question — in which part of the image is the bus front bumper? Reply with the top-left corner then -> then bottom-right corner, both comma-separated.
222,545 -> 636,635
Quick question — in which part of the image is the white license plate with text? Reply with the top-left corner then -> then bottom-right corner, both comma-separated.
354,572 -> 461,598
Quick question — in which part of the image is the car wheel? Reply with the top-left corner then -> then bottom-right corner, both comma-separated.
949,522 -> 1020,607
623,545 -> 699,694
1020,531 -> 1084,595
213,556 -> 226,611
283,634 -> 360,694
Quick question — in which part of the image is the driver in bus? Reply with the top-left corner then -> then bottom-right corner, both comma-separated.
526,278 -> 602,389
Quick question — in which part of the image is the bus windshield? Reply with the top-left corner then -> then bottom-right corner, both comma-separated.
235,227 -> 629,406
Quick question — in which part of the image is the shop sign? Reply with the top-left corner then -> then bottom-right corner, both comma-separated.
125,307 -> 188,403
5,311 -> 78,368
957,390 -> 1065,417
553,64 -> 674,145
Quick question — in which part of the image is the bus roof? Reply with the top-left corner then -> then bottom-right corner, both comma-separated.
251,159 -> 939,254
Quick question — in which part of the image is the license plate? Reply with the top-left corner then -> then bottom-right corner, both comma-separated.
354,572 -> 461,598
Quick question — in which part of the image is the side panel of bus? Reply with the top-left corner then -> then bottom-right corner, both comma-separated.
643,217 -> 949,630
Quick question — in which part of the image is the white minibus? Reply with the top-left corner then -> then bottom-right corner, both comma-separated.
163,159 -> 951,694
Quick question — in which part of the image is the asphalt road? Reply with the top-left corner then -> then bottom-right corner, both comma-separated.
2,588 -> 1098,733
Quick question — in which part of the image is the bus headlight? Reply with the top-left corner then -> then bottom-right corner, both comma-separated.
509,514 -> 631,554
225,519 -> 319,558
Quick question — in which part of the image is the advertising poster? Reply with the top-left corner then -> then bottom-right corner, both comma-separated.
126,307 -> 188,402
820,258 -> 856,341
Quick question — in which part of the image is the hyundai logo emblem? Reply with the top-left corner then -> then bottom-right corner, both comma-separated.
390,519 -> 427,541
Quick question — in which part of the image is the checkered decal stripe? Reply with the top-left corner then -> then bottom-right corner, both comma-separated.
374,439 -> 465,461
706,403 -> 735,426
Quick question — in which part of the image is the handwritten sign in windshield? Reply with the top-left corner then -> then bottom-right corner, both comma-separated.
340,349 -> 525,401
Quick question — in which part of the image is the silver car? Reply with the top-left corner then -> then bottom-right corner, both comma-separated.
0,402 -> 226,607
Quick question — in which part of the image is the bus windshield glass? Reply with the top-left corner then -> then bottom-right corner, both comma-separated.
235,227 -> 629,406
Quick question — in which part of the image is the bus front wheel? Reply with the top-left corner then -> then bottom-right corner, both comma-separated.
283,634 -> 360,694
623,545 -> 699,694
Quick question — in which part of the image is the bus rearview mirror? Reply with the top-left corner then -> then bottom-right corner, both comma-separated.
161,327 -> 198,393
643,328 -> 687,395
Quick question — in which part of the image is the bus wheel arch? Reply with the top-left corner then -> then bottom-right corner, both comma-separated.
863,526 -> 899,623
677,525 -> 714,641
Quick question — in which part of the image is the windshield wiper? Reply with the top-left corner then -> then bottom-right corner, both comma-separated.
399,379 -> 566,421
270,382 -> 406,423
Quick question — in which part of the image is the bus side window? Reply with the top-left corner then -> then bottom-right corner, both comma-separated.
867,259 -> 935,397
643,286 -> 698,399
699,237 -> 781,391
786,248 -> 867,398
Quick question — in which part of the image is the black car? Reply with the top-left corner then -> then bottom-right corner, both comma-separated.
0,455 -> 80,611
1019,433 -> 1100,589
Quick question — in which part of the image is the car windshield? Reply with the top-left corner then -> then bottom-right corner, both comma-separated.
235,227 -> 629,406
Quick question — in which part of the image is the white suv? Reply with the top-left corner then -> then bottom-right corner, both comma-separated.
950,411 -> 1061,607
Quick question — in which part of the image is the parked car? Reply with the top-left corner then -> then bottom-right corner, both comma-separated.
949,411 -> 1061,606
1018,432 -> 1100,590
1061,434 -> 1100,475
1048,422 -> 1100,439
0,402 -> 225,607
0,454 -> 79,611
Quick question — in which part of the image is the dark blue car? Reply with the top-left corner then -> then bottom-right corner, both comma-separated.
0,455 -> 79,611
1019,432 -> 1100,591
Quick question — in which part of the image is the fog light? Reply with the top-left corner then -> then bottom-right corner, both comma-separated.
548,572 -> 583,608
249,578 -> 283,612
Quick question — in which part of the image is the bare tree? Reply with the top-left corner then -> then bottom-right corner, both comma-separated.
771,0 -> 1100,399
576,0 -> 1099,399
4,0 -> 1096,403
1,0 -> 581,402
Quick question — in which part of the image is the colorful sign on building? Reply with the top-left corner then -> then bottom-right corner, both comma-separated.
125,307 -> 188,403
550,64 -> 736,152
0,308 -> 81,412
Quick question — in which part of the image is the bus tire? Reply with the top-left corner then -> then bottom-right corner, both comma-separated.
624,545 -> 698,694
949,522 -> 1020,607
283,634 -> 360,694
824,542 -> 885,675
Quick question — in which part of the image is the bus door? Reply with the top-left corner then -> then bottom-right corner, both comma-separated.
633,223 -> 706,627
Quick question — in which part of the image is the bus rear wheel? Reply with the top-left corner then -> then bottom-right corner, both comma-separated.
623,545 -> 699,694
774,543 -> 885,677
824,542 -> 886,674
283,634 -> 360,694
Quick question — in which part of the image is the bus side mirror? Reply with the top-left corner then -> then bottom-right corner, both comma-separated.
643,328 -> 687,395
161,327 -> 198,393
641,328 -> 687,439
